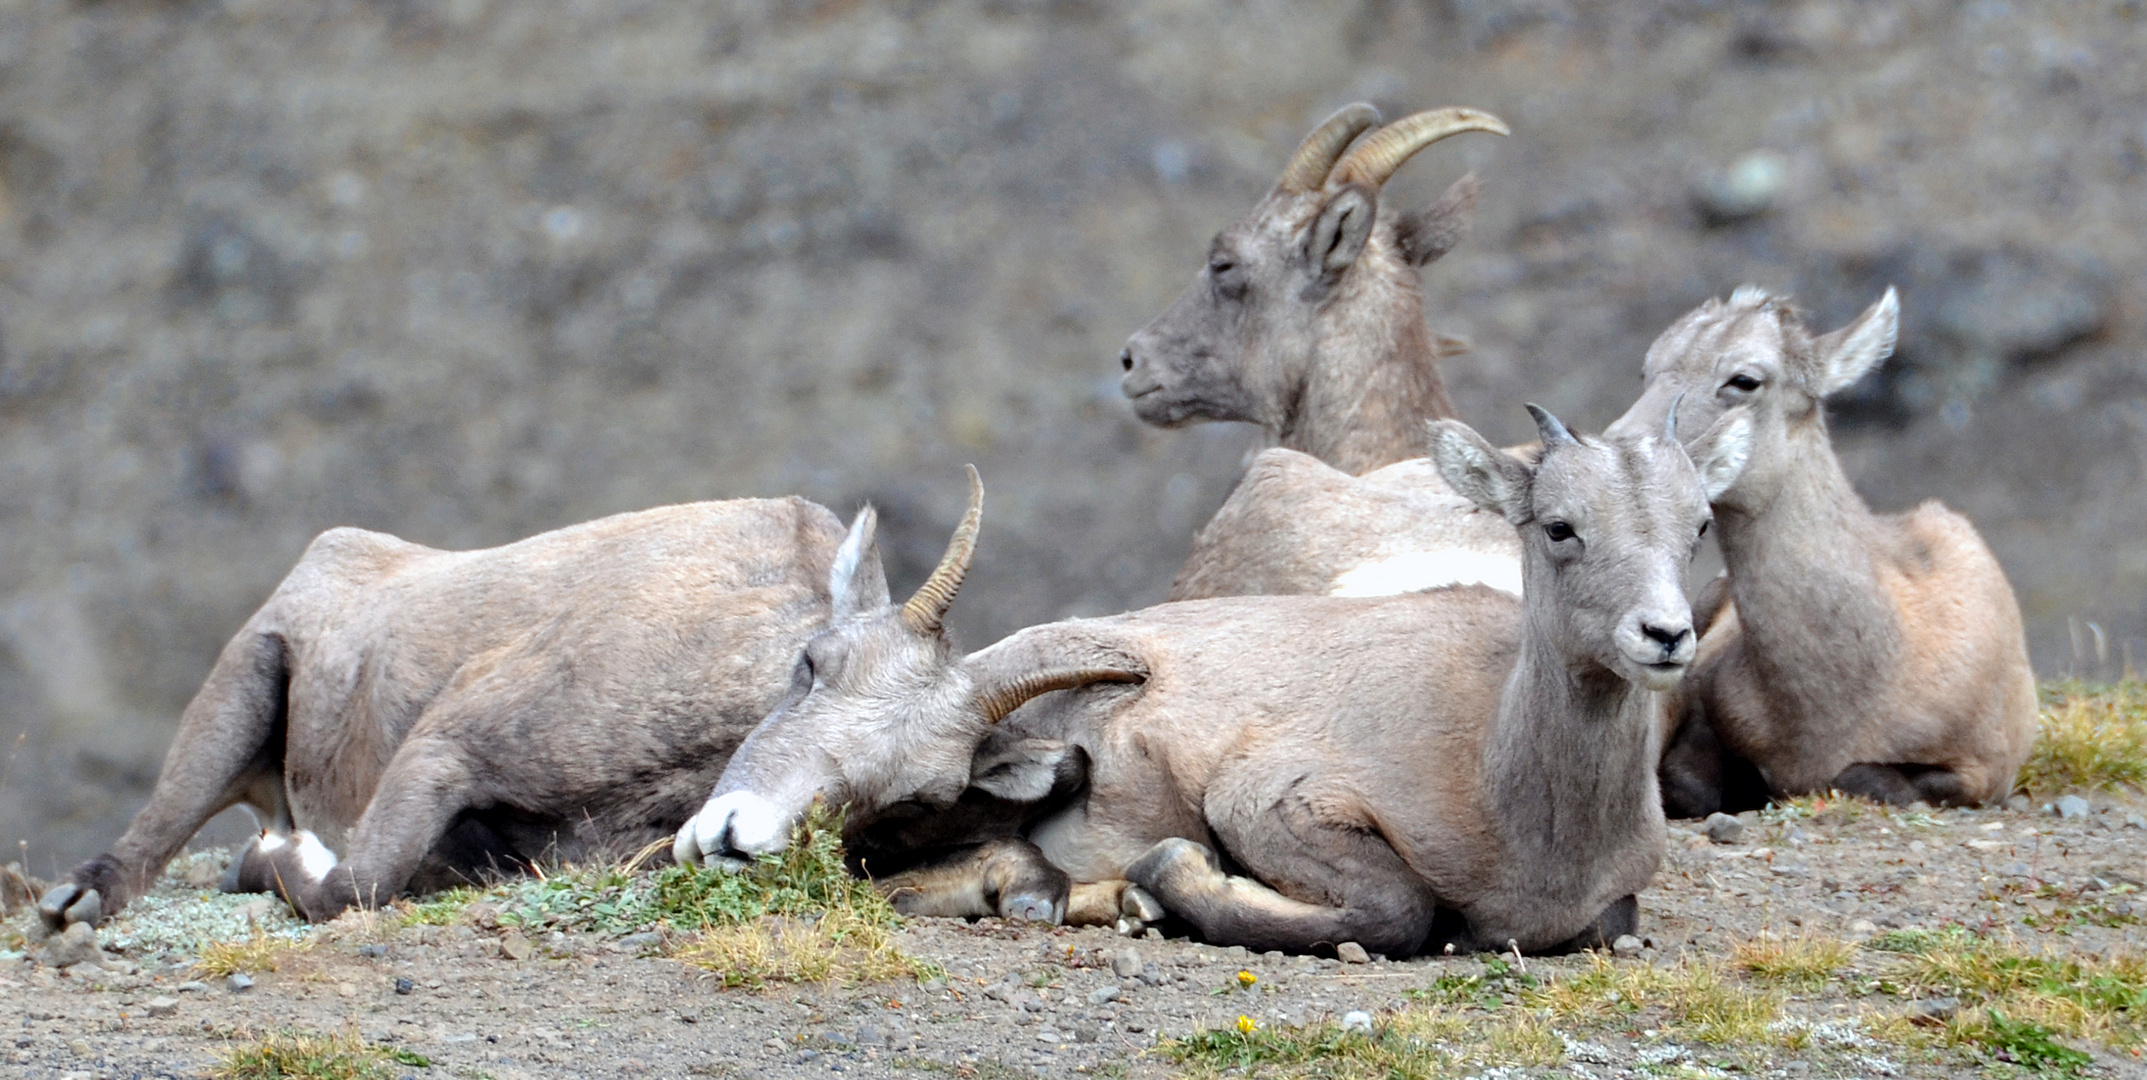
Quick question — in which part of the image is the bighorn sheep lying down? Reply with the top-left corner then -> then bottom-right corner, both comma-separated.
37,498 -> 862,929
1607,287 -> 2038,815
1117,103 -> 1524,602
679,409 -> 1752,956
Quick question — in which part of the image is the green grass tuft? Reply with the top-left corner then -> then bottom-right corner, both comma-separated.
2020,680 -> 2147,794
214,1029 -> 425,1080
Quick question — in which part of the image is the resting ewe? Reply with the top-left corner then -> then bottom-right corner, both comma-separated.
38,498 -> 860,928
680,406 -> 1751,955
1118,103 -> 1523,602
1607,287 -> 2038,814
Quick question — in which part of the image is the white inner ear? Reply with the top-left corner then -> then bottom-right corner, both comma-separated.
1818,287 -> 1899,396
828,507 -> 888,619
970,739 -> 1069,802
1694,418 -> 1755,501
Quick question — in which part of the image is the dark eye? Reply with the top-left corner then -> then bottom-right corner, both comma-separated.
1697,520 -> 1710,540
1544,521 -> 1575,543
1725,373 -> 1761,392
1208,258 -> 1235,276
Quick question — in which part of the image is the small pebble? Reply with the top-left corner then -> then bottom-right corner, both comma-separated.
1611,934 -> 1643,958
225,972 -> 254,993
1702,812 -> 1744,844
1847,919 -> 1878,936
176,981 -> 209,994
393,977 -> 414,995
1086,985 -> 1121,1005
1341,1011 -> 1373,1033
357,944 -> 388,959
2054,795 -> 2091,819
498,930 -> 534,961
145,996 -> 179,1018
1336,942 -> 1371,964
1110,947 -> 1143,979
1911,996 -> 1961,1025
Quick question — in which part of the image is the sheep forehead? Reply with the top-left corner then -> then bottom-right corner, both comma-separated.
1534,435 -> 1702,536
1646,298 -> 1792,379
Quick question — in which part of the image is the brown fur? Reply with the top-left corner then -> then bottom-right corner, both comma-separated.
38,498 -> 849,927
1611,288 -> 2038,813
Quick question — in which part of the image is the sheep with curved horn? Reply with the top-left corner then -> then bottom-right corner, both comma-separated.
680,415 -> 1752,954
1119,103 -> 1524,605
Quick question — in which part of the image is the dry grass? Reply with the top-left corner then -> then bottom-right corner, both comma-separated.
2019,680 -> 2147,795
1166,1004 -> 1563,1080
1732,932 -> 1858,990
1875,929 -> 2147,1050
1528,953 -> 1782,1045
194,928 -> 312,977
669,907 -> 935,989
213,1029 -> 426,1080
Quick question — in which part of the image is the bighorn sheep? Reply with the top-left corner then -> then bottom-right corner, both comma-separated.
1607,287 -> 2038,814
678,408 -> 1753,955
36,498 -> 864,928
1117,103 -> 1522,601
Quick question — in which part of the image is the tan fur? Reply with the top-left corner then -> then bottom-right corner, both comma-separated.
42,498 -> 848,926
1613,288 -> 2038,811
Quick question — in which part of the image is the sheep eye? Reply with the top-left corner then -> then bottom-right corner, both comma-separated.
1208,258 -> 1235,276
1544,521 -> 1576,543
1725,373 -> 1762,392
1697,520 -> 1710,540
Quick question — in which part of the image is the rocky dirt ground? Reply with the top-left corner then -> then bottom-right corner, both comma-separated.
4,792 -> 2143,1080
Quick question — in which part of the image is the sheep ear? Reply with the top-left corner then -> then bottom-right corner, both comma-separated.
1427,418 -> 1533,522
1393,173 -> 1477,267
1686,409 -> 1754,502
829,506 -> 890,620
969,739 -> 1080,803
1307,184 -> 1377,286
1811,286 -> 1898,396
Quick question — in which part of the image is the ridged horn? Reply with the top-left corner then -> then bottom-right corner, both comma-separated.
900,465 -> 984,635
1275,103 -> 1383,194
1327,107 -> 1509,190
1664,391 -> 1688,443
977,668 -> 1144,724
1526,403 -> 1577,448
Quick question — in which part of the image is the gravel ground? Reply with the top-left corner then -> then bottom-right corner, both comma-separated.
4,794 -> 2144,1080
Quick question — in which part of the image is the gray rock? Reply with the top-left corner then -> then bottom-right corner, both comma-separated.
176,981 -> 209,994
1110,947 -> 1143,979
225,972 -> 255,993
2128,814 -> 2147,830
40,923 -> 103,968
1336,941 -> 1371,964
2055,795 -> 2091,819
2006,794 -> 2032,812
1911,996 -> 1960,1025
145,996 -> 179,1018
1702,812 -> 1744,844
1341,1010 -> 1373,1033
1611,934 -> 1643,958
1086,984 -> 1122,1006
612,931 -> 662,953
1693,150 -> 1788,226
2004,862 -> 2033,878
1073,1023 -> 1100,1043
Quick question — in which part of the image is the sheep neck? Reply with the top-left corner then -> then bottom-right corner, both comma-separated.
1276,259 -> 1457,475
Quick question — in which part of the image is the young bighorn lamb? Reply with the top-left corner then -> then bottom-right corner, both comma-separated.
36,498 -> 863,928
1116,103 -> 1521,601
1607,287 -> 2038,814
678,409 -> 1752,956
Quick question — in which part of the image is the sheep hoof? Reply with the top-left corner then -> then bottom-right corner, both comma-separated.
1121,884 -> 1166,922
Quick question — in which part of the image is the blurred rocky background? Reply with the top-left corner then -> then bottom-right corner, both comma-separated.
1,0 -> 2142,871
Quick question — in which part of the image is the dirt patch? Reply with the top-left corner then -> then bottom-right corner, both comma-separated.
5,793 -> 2142,1079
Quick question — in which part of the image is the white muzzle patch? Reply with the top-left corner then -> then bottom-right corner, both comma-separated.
673,791 -> 791,870
291,830 -> 341,882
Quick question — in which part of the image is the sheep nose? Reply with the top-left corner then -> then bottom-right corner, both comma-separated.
1641,620 -> 1693,659
1120,347 -> 1135,372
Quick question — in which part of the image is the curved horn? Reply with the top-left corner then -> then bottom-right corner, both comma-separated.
1275,103 -> 1383,194
900,465 -> 984,635
977,667 -> 1144,724
1526,403 -> 1577,449
1327,107 -> 1509,190
1664,391 -> 1688,443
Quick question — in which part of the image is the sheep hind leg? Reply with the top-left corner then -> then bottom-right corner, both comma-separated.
1126,836 -> 1434,958
41,630 -> 293,932
878,838 -> 1070,924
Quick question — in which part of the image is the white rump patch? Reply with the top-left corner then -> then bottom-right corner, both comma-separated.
1329,550 -> 1523,598
291,830 -> 341,881
252,830 -> 289,855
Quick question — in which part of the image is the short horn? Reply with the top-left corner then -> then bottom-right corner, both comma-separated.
1328,107 -> 1509,190
1275,102 -> 1383,194
1526,403 -> 1577,448
1664,391 -> 1687,443
900,465 -> 984,635
977,667 -> 1144,724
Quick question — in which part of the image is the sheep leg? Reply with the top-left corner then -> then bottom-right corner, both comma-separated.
1828,763 -> 1975,807
236,738 -> 475,921
1127,823 -> 1435,958
877,838 -> 1070,923
39,630 -> 293,932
